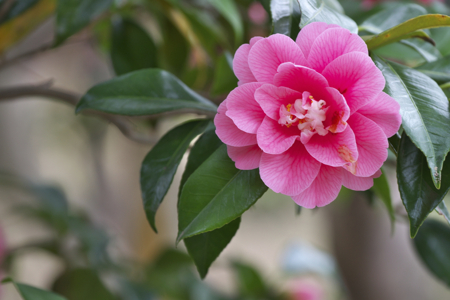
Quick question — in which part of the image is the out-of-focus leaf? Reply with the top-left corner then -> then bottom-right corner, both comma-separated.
52,269 -> 115,300
177,145 -> 267,242
55,0 -> 113,45
141,120 -> 210,232
413,219 -> 450,286
110,17 -> 157,76
397,133 -> 450,237
185,218 -> 241,279
206,0 -> 243,44
179,128 -> 223,199
372,169 -> 395,227
211,52 -> 237,95
373,55 -> 450,189
436,201 -> 450,225
416,55 -> 450,83
76,69 -> 217,116
258,0 -> 271,15
298,0 -> 358,33
0,0 -> 55,53
232,262 -> 268,298
270,0 -> 301,39
431,27 -> 450,56
2,278 -> 67,300
400,39 -> 441,63
0,0 -> 40,24
159,16 -> 189,75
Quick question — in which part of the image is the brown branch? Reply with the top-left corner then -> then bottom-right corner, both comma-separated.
0,82 -> 158,144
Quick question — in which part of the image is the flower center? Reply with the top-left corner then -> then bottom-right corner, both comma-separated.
278,92 -> 329,143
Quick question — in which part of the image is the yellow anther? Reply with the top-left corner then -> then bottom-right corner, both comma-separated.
286,103 -> 292,112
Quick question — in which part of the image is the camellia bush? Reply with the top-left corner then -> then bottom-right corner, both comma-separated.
2,0 -> 450,298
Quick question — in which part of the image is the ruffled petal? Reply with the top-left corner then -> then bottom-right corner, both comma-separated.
233,36 -> 263,85
296,22 -> 339,59
341,169 -> 373,190
304,125 -> 358,167
323,87 -> 350,133
254,84 -> 303,121
257,116 -> 299,154
345,113 -> 388,176
214,101 -> 257,147
248,34 -> 307,83
308,28 -> 368,73
357,92 -> 402,138
322,52 -> 385,113
226,82 -> 265,134
227,144 -> 262,170
260,142 -> 321,196
292,164 -> 343,208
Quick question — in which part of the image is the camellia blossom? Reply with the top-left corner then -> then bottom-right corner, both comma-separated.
214,22 -> 401,208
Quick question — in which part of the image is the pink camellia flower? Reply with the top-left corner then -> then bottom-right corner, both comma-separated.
214,22 -> 401,208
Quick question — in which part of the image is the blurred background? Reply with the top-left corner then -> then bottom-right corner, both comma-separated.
1,0 -> 450,299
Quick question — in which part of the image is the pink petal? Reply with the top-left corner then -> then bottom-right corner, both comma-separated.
305,126 -> 358,167
273,63 -> 329,99
226,82 -> 265,134
357,92 -> 402,138
254,84 -> 303,120
341,168 -> 373,191
233,37 -> 263,85
227,144 -> 262,170
214,100 -> 257,147
296,22 -> 340,59
292,164 -> 343,208
308,28 -> 368,73
345,113 -> 388,177
248,34 -> 307,83
257,116 -> 299,154
260,142 -> 321,196
323,87 -> 350,133
322,52 -> 385,113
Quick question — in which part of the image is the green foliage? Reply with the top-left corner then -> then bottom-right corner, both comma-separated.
373,55 -> 450,189
414,219 -> 450,286
211,52 -> 238,96
205,0 -> 243,45
177,145 -> 268,242
416,55 -> 450,83
76,69 -> 217,116
397,133 -> 450,238
110,17 -> 157,75
0,0 -> 40,24
141,119 -> 211,232
372,169 -> 395,226
270,0 -> 301,39
2,278 -> 67,300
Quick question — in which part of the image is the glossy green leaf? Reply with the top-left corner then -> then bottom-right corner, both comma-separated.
206,0 -> 243,44
372,168 -> 395,226
52,269 -> 115,300
373,55 -> 450,189
436,201 -> 450,225
185,218 -> 241,279
416,55 -> 450,83
110,17 -> 157,76
397,133 -> 450,237
55,0 -> 113,45
178,128 -> 223,199
413,219 -> 450,286
141,119 -> 211,232
270,0 -> 301,39
2,278 -> 68,300
400,39 -> 441,63
76,69 -> 217,116
211,52 -> 237,96
298,0 -> 358,33
177,145 -> 267,242
232,262 -> 268,298
365,14 -> 450,51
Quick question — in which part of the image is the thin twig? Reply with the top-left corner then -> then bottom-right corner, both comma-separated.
0,81 -> 158,144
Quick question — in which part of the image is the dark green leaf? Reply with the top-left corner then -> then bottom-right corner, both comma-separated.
416,55 -> 450,83
258,0 -> 271,15
298,0 -> 358,33
76,69 -> 217,116
2,278 -> 68,300
270,0 -> 301,39
388,132 -> 401,155
436,201 -> 450,225
55,0 -> 113,45
211,52 -> 237,96
179,128 -> 223,199
0,0 -> 40,24
373,55 -> 450,189
232,262 -> 268,298
52,269 -> 115,300
141,119 -> 211,232
177,145 -> 267,242
185,218 -> 240,279
413,219 -> 450,286
397,133 -> 450,237
110,17 -> 157,76
372,168 -> 395,226
206,0 -> 243,44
